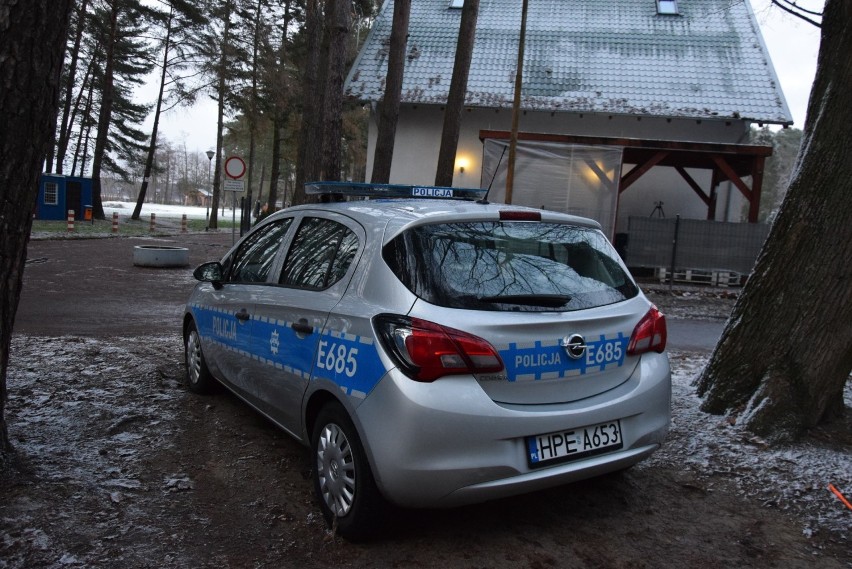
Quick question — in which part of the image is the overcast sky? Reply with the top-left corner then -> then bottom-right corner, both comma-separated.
146,0 -> 822,154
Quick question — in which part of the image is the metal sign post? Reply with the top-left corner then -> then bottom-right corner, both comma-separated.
223,180 -> 245,245
223,156 -> 247,245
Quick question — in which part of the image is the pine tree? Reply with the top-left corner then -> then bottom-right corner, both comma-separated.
132,0 -> 210,220
88,0 -> 155,219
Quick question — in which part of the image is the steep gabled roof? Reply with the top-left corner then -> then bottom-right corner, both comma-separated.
345,0 -> 793,124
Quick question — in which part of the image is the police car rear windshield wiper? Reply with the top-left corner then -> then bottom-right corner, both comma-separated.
478,294 -> 571,307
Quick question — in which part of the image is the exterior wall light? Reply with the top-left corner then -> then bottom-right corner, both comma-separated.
456,156 -> 470,174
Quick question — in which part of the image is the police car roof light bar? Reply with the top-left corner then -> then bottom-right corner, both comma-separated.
305,181 -> 487,201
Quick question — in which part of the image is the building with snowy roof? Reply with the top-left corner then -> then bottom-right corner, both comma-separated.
345,0 -> 792,239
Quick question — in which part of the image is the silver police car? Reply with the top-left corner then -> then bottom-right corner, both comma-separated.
184,182 -> 670,540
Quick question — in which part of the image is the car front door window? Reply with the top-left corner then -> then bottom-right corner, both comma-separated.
228,218 -> 293,283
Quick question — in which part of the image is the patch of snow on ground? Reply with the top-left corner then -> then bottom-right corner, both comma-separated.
644,350 -> 852,543
103,201 -> 243,220
2,335 -> 186,568
2,336 -> 849,562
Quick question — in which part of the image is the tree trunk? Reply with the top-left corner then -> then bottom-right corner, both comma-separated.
268,0 -> 292,212
256,162 -> 265,213
434,0 -> 479,187
370,0 -> 410,184
55,0 -> 90,175
90,1 -> 119,221
72,79 -> 95,176
293,0 -> 322,204
208,0 -> 234,229
133,8 -> 173,221
268,113 -> 283,211
505,0 -> 529,205
320,0 -> 351,182
61,56 -> 96,175
242,0 -> 264,234
0,0 -> 75,461
695,0 -> 852,443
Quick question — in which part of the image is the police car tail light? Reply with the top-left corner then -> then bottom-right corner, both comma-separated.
627,305 -> 667,355
499,210 -> 541,221
374,315 -> 504,382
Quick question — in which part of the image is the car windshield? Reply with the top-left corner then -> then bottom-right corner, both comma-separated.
385,221 -> 638,312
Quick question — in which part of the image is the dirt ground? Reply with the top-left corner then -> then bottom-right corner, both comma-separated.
1,233 -> 850,568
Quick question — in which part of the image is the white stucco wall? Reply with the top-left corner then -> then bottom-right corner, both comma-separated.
364,104 -> 754,232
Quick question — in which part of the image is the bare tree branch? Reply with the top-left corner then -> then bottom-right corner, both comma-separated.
771,0 -> 822,27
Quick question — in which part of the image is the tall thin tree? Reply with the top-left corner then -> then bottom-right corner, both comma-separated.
265,0 -> 296,212
52,0 -> 91,174
241,0 -> 267,231
132,0 -> 208,220
293,0 -> 322,205
206,0 -> 237,229
434,0 -> 479,187
89,0 -> 153,219
370,0 -> 410,184
89,2 -> 120,218
320,0 -> 351,182
133,7 -> 175,220
505,0 -> 528,204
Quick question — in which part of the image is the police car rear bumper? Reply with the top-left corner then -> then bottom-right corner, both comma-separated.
354,351 -> 671,508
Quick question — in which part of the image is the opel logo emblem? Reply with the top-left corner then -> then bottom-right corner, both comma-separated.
560,334 -> 586,360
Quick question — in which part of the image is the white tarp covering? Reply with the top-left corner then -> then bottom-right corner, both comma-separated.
481,139 -> 623,238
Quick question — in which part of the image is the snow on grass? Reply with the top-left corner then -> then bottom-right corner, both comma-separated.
103,201 -> 245,220
645,350 -> 852,543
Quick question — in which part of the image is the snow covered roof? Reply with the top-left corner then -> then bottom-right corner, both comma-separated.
345,0 -> 793,124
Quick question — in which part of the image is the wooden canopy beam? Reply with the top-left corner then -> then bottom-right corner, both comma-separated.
675,166 -> 711,206
620,151 -> 669,193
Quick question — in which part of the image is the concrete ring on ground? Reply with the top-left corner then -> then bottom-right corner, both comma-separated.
133,245 -> 190,268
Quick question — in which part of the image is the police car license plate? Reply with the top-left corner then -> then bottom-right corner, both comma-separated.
527,420 -> 623,468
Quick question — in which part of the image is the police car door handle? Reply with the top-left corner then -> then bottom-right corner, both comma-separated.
235,309 -> 250,322
291,318 -> 314,335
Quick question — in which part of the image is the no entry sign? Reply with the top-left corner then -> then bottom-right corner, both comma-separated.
224,156 -> 246,179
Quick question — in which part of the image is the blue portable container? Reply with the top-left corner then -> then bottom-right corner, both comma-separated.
36,174 -> 94,221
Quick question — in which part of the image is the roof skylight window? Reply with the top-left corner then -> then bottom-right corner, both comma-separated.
448,0 -> 464,8
657,0 -> 679,14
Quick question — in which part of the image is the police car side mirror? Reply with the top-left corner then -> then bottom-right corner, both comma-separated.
193,261 -> 224,289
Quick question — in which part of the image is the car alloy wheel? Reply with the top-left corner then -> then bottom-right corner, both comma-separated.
311,403 -> 386,540
184,321 -> 213,394
186,330 -> 203,385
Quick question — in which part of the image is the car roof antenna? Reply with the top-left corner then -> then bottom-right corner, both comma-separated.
477,144 -> 507,205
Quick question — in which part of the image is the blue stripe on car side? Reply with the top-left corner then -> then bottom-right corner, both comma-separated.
190,304 -> 386,399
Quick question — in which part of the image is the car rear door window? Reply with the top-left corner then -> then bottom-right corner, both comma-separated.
279,217 -> 359,290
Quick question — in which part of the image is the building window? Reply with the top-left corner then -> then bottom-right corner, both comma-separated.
448,0 -> 464,8
44,182 -> 58,205
657,0 -> 679,14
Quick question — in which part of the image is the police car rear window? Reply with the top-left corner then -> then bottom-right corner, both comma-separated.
384,222 -> 638,312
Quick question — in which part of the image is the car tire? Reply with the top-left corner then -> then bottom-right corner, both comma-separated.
311,402 -> 386,541
185,321 -> 214,394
